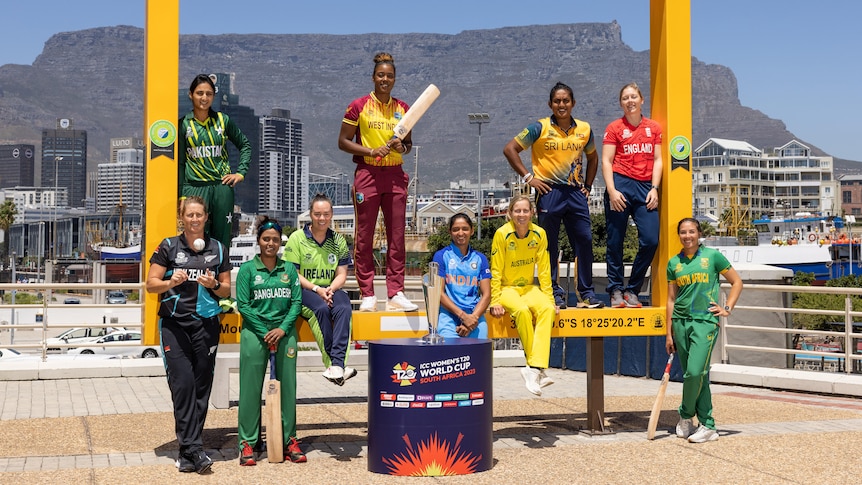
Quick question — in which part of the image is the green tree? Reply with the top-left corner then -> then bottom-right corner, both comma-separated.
0,200 -> 17,259
422,216 -> 506,271
791,273 -> 862,330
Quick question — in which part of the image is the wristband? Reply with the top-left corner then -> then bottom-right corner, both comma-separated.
312,285 -> 320,293
213,281 -> 221,291
584,184 -> 592,192
523,173 -> 534,183
650,185 -> 659,191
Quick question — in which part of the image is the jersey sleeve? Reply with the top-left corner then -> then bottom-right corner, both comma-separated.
583,129 -> 597,155
149,238 -> 172,268
224,115 -> 252,176
342,98 -> 362,126
603,121 -> 620,146
279,264 -> 303,334
513,121 -> 542,150
336,233 -> 350,266
490,229 -> 505,306
478,253 -> 491,281
534,227 -> 554,300
432,249 -> 447,278
235,263 -> 266,338
217,241 -> 232,274
282,231 -> 302,265
714,250 -> 732,274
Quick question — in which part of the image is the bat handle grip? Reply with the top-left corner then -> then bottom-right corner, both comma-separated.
374,136 -> 398,162
663,353 -> 674,373
269,344 -> 277,379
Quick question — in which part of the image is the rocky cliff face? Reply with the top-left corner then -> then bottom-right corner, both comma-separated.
0,23 -> 852,192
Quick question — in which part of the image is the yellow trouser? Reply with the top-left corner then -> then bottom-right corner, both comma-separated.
499,285 -> 555,368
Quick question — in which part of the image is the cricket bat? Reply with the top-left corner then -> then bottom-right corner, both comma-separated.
375,84 -> 440,161
265,345 -> 284,462
647,353 -> 674,440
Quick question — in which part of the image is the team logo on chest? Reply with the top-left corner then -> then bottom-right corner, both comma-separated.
253,275 -> 265,286
700,258 -> 710,269
175,252 -> 189,265
328,253 -> 337,265
281,273 -> 291,283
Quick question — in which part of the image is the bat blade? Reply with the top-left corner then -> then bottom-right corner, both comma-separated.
647,353 -> 674,440
266,348 -> 284,462
392,84 -> 440,140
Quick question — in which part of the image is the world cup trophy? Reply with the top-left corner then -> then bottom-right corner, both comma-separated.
421,262 -> 445,344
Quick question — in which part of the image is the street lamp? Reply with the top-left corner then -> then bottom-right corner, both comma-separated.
468,113 -> 490,239
53,156 -> 63,261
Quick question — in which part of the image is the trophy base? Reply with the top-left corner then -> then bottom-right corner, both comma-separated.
418,333 -> 445,345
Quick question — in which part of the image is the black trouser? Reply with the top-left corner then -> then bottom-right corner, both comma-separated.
160,316 -> 221,453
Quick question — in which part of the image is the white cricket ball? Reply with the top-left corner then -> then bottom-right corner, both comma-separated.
193,238 -> 205,251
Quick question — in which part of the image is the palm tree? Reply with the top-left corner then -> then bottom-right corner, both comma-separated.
0,200 -> 18,259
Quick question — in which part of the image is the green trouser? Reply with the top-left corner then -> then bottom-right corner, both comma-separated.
182,182 -> 235,251
237,327 -> 298,451
672,317 -> 719,430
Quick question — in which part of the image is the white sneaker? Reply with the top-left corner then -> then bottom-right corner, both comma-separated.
676,417 -> 695,438
687,425 -> 719,443
386,292 -> 418,312
359,296 -> 377,312
520,367 -> 542,396
322,366 -> 344,384
537,369 -> 555,388
341,367 -> 358,386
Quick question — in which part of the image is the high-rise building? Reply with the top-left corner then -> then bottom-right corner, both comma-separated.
109,137 -> 144,164
309,173 -> 351,207
97,148 -> 144,213
259,108 -> 308,225
0,144 -> 36,188
41,118 -> 87,208
178,73 -> 260,213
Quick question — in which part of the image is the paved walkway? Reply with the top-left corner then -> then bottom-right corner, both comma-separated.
3,366 -> 862,483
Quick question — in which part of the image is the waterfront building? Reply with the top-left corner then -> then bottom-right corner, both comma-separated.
693,138 -> 838,220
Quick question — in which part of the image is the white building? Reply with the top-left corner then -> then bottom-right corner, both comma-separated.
693,138 -> 838,219
96,149 -> 144,212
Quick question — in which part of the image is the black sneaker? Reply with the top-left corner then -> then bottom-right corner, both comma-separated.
189,449 -> 213,474
552,285 -> 568,309
176,454 -> 195,473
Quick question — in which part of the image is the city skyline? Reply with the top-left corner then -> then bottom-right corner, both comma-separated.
0,1 -> 859,164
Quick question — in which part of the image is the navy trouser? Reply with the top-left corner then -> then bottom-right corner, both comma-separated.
301,288 -> 352,368
536,184 -> 596,299
160,316 -> 221,453
604,173 -> 659,295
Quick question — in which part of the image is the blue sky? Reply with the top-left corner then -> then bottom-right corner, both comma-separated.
2,1 -> 860,161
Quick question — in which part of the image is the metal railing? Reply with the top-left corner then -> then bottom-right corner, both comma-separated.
718,283 -> 862,374
7,280 -> 853,372
0,278 -> 430,360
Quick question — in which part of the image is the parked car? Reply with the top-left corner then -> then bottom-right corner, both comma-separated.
47,326 -> 124,352
0,348 -> 22,360
66,330 -> 160,358
64,297 -> 81,304
106,291 -> 127,304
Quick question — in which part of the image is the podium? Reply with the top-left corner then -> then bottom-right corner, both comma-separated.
367,338 -> 493,475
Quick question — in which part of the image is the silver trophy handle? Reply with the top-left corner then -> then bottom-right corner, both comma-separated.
421,262 -> 445,344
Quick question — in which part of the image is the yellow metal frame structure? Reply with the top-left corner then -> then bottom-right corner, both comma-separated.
142,0 -> 693,351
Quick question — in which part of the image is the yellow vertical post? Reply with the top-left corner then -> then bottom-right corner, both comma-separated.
650,0 -> 692,307
142,0 -> 179,345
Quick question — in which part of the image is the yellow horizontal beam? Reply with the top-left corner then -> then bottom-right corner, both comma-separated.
216,307 -> 668,344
